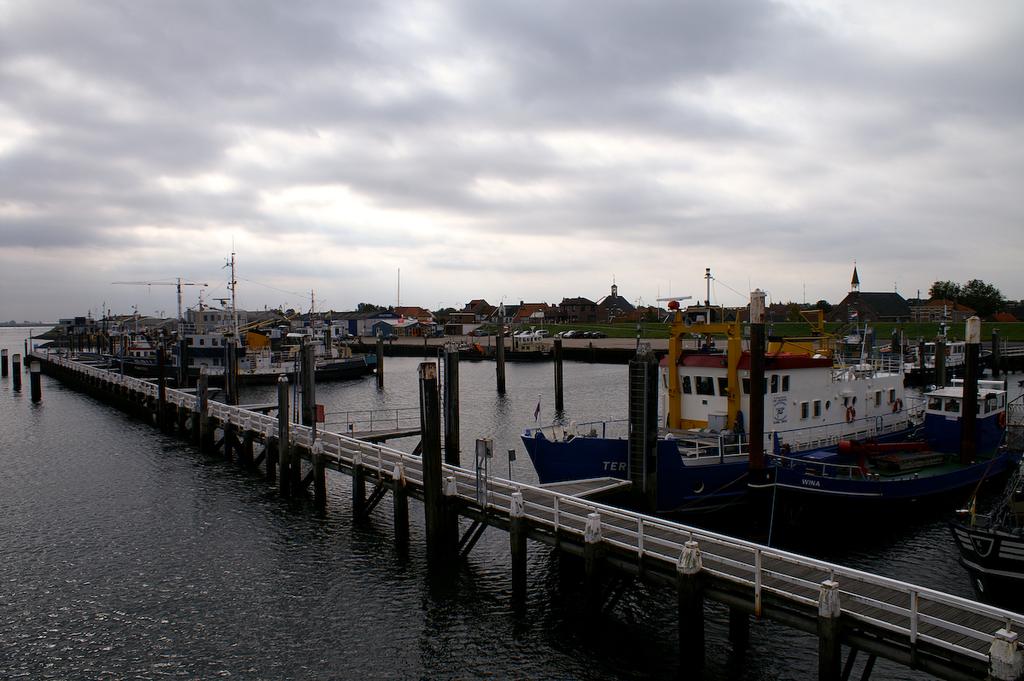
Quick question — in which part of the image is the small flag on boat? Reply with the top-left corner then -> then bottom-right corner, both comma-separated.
534,395 -> 541,422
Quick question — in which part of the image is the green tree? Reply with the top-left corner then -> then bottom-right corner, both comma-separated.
357,302 -> 383,312
928,281 -> 962,301
960,279 -> 1005,317
815,299 -> 833,313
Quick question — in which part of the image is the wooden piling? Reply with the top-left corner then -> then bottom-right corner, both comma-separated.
748,298 -> 766,472
729,606 -> 749,650
510,491 -> 527,603
628,352 -> 659,512
553,338 -> 564,412
225,339 -> 239,406
29,361 -> 41,402
12,353 -> 21,391
176,338 -> 189,389
376,336 -> 385,389
443,348 -> 460,466
301,341 -> 315,426
312,439 -> 326,514
419,362 -> 446,553
583,512 -> 603,606
918,339 -> 926,374
277,375 -> 291,497
817,580 -> 842,681
240,430 -> 255,467
352,451 -> 366,515
495,324 -> 506,394
156,345 -> 168,431
197,370 -> 211,453
991,330 -> 1001,379
960,317 -> 980,464
1,348 -> 8,377
677,541 -> 705,669
935,338 -> 946,387
392,462 -> 409,547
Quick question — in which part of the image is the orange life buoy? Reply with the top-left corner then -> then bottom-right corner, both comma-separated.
998,411 -> 1007,428
892,398 -> 902,413
846,406 -> 856,423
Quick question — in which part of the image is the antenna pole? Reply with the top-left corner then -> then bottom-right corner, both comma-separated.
176,278 -> 183,322
230,251 -> 239,338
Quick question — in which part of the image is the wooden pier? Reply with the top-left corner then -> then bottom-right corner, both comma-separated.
27,350 -> 1024,681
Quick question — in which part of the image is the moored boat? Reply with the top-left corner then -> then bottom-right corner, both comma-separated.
764,379 -> 1019,515
521,288 -> 919,514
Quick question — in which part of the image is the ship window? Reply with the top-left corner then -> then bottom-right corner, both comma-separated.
999,394 -> 1006,409
945,398 -> 960,413
825,400 -> 831,411
770,375 -> 779,393
742,378 -> 750,394
782,375 -> 790,392
875,390 -> 882,407
696,376 -> 715,396
984,395 -> 996,413
889,389 -> 896,404
199,338 -> 205,346
800,402 -> 809,419
814,400 -> 822,417
928,396 -> 943,411
682,376 -> 692,394
717,377 -> 729,397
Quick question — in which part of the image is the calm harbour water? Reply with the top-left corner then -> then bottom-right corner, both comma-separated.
0,327 -> 1012,680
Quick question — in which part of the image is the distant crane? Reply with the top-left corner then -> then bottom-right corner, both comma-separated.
112,278 -> 209,322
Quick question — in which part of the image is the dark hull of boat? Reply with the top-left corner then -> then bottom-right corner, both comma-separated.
951,520 -> 1024,611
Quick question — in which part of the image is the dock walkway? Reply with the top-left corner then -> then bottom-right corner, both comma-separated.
30,350 -> 1024,681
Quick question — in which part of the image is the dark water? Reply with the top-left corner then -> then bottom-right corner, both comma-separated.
0,328 -> 1009,680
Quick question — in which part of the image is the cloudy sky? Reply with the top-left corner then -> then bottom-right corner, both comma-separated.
2,0 -> 1022,321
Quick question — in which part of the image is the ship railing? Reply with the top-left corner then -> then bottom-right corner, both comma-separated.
765,407 -> 923,454
523,419 -> 630,442
37,351 -> 1024,668
766,452 -> 872,480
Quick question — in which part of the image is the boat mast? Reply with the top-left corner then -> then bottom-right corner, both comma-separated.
229,251 -> 239,339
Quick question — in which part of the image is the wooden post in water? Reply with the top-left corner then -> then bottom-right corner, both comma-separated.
989,629 -> 1024,681
277,375 -> 291,497
301,341 -> 315,426
628,351 -> 659,512
352,451 -> 367,517
583,512 -> 603,607
312,439 -> 326,515
729,606 -> 749,650
991,330 -> 1002,379
376,336 -> 384,389
510,491 -> 527,604
495,323 -> 506,394
12,353 -> 21,391
177,338 -> 189,389
419,362 -> 446,553
443,347 -> 460,466
1,348 -> 8,377
748,290 -> 767,473
392,462 -> 409,548
677,541 -> 705,669
197,370 -> 210,453
225,339 -> 239,406
935,338 -> 947,387
817,580 -> 842,681
918,339 -> 926,375
960,317 -> 981,464
156,345 -> 168,431
553,338 -> 564,412
29,361 -> 41,403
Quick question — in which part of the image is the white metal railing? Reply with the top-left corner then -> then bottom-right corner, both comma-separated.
39,351 -> 1024,665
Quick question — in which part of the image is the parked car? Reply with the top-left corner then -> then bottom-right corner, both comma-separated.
535,330 -> 549,338
590,331 -> 607,339
560,330 -> 578,338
